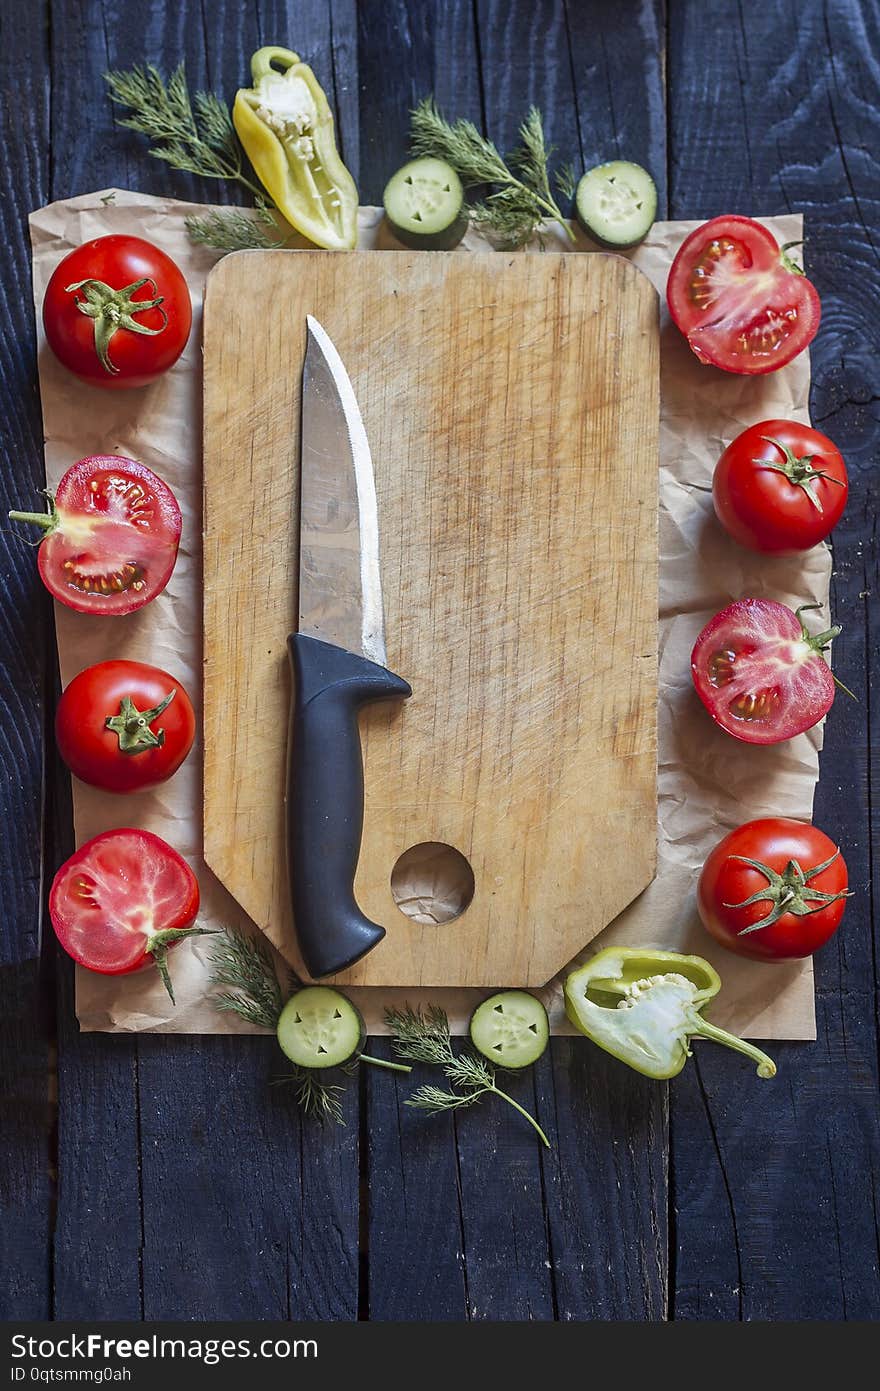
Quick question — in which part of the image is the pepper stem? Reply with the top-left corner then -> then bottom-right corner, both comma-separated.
691,1014 -> 777,1078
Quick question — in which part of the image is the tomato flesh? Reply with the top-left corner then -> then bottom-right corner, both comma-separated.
56,660 -> 196,793
713,419 -> 848,554
691,598 -> 836,744
698,818 -> 849,961
34,455 -> 181,615
49,829 -> 199,977
667,215 -> 820,375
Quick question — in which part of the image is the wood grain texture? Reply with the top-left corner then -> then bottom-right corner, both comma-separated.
136,1036 -> 359,1321
0,0 -> 53,1321
6,0 -> 878,1326
667,0 -> 880,1320
44,0 -> 364,1322
360,0 -> 671,1324
203,249 -> 659,986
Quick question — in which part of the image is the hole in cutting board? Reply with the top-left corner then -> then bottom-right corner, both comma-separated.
390,842 -> 475,925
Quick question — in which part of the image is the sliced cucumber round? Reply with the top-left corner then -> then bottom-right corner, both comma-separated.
276,986 -> 365,1070
574,161 -> 657,248
469,991 -> 550,1070
383,157 -> 467,250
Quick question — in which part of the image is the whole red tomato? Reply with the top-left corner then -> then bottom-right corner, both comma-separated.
56,660 -> 196,793
42,234 -> 192,388
713,420 -> 848,553
691,597 -> 839,744
667,215 -> 820,374
49,828 -> 207,1002
9,454 -> 181,615
698,818 -> 850,960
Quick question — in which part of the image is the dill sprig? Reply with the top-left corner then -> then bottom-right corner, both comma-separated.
185,201 -> 286,252
410,97 -> 575,249
385,1005 -> 550,1147
273,1070 -> 346,1126
209,926 -> 293,1030
104,63 -> 264,199
556,162 -> 577,201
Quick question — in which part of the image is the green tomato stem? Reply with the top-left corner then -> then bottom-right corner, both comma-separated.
8,509 -> 56,531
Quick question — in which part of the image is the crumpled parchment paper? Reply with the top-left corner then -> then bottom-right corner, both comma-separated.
29,190 -> 825,1038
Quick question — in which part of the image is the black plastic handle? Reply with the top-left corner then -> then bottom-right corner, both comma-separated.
286,632 -> 412,978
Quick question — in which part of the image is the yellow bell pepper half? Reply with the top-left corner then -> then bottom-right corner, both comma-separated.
233,46 -> 359,251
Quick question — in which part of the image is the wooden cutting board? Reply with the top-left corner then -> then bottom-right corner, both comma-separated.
203,249 -> 658,986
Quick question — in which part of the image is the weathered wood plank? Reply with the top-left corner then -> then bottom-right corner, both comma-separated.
564,0 -> 668,215
364,1040 -> 468,1320
355,0 -> 482,202
0,0 -> 53,1322
361,0 -> 670,1322
667,0 -> 880,1320
544,4 -> 670,1318
539,1046 -> 668,1320
136,1037 -> 359,1321
47,0 -> 361,1322
355,1 -> 550,1323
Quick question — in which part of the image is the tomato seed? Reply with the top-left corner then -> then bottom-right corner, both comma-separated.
728,687 -> 780,722
688,237 -> 745,308
708,649 -> 738,687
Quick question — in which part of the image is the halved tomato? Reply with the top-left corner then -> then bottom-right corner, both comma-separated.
667,215 -> 820,374
49,828 -> 207,1002
691,598 -> 840,744
9,455 -> 181,615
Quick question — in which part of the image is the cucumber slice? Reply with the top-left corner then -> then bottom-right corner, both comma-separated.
470,991 -> 550,1069
383,157 -> 467,250
574,161 -> 657,248
276,986 -> 365,1070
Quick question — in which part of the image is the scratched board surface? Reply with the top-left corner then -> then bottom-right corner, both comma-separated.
1,0 -> 878,1322
203,248 -> 659,987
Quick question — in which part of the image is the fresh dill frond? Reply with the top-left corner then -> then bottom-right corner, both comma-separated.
556,162 -> 577,201
209,926 -> 293,1030
409,96 -> 575,249
471,189 -> 542,250
185,203 -> 284,252
514,106 -> 554,202
104,63 -> 265,201
384,1004 -> 550,1146
273,1069 -> 346,1125
406,1083 -> 480,1113
410,98 -> 509,185
384,1004 -> 455,1065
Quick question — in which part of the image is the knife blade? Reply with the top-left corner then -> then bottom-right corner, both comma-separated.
287,316 -> 411,979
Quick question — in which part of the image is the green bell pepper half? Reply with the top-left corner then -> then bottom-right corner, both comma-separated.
564,947 -> 777,1080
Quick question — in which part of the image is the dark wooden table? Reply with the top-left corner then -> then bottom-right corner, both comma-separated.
2,0 -> 879,1323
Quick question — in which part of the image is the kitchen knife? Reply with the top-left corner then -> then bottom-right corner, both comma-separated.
288,316 -> 411,978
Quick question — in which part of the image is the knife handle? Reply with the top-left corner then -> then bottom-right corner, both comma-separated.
286,632 -> 412,978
